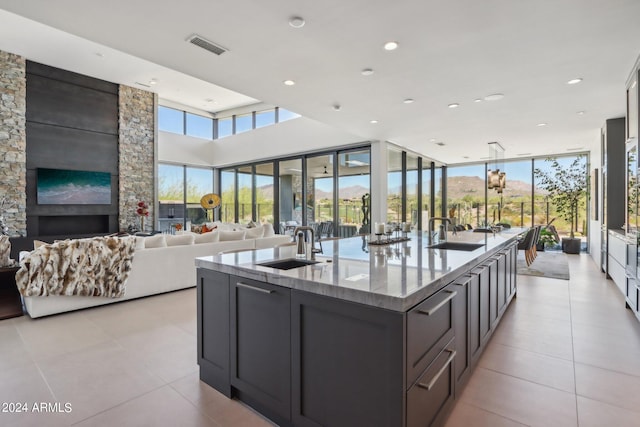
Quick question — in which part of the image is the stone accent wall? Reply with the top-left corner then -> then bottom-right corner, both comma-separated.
0,51 -> 26,236
118,85 -> 155,232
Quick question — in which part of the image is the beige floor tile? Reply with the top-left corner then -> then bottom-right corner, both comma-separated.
460,367 -> 577,427
13,310 -> 111,361
0,320 -> 33,371
573,337 -> 640,377
169,373 -> 226,407
444,401 -> 527,427
196,395 -> 276,427
478,342 -> 575,393
36,341 -> 165,424
83,301 -> 166,338
575,362 -> 640,412
135,340 -> 198,384
576,396 -> 640,427
74,385 -> 220,427
491,323 -> 574,360
0,363 -> 71,427
115,324 -> 195,356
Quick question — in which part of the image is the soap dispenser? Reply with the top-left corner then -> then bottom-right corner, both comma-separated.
296,231 -> 307,259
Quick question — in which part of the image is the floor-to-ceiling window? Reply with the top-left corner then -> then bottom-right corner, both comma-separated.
422,161 -> 433,230
158,164 -> 185,232
338,149 -> 371,236
497,160 -> 533,227
278,158 -> 303,233
220,169 -> 236,223
446,164 -> 486,228
255,162 -> 274,224
157,164 -> 214,232
186,167 -> 214,225
237,166 -> 253,223
387,148 -> 403,223
307,154 -> 335,237
434,167 -> 444,219
406,154 -> 419,229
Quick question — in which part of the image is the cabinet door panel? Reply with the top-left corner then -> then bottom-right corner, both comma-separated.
406,341 -> 456,427
291,290 -> 403,427
197,269 -> 230,396
468,273 -> 482,366
407,286 -> 456,385
450,279 -> 470,389
497,254 -> 507,314
230,276 -> 291,422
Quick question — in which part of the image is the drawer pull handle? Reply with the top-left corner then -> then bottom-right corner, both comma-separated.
417,349 -> 456,391
417,290 -> 457,316
237,282 -> 274,294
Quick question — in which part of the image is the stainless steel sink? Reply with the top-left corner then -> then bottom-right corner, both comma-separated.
257,258 -> 319,270
427,242 -> 484,251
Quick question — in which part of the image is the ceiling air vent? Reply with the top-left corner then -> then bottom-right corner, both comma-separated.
187,34 -> 228,56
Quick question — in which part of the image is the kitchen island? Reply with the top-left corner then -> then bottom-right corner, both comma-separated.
195,229 -> 522,427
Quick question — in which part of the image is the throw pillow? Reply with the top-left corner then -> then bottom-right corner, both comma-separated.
166,234 -> 195,246
33,240 -> 48,250
144,234 -> 167,249
219,230 -> 246,241
245,226 -> 264,239
247,220 -> 259,228
191,224 -> 203,233
262,223 -> 275,237
195,230 -> 220,244
134,236 -> 145,250
202,224 -> 217,233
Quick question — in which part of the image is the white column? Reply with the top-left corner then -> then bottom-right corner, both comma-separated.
370,141 -> 388,227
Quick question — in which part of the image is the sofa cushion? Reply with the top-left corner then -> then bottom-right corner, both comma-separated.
144,234 -> 167,249
262,223 -> 275,237
219,230 -> 246,241
245,226 -> 264,239
166,234 -> 195,246
135,236 -> 146,250
195,230 -> 220,244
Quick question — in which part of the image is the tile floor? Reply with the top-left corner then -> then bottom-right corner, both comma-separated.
0,254 -> 638,426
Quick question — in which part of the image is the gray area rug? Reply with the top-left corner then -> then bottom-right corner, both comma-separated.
517,250 -> 570,280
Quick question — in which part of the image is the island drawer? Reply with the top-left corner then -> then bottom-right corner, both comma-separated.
406,339 -> 456,427
406,286 -> 456,386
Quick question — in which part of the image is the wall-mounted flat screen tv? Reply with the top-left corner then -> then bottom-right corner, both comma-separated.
37,168 -> 111,205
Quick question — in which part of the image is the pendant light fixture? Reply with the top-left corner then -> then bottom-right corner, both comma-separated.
487,142 -> 506,193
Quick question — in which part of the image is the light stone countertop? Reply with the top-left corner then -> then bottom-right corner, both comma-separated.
195,228 -> 524,312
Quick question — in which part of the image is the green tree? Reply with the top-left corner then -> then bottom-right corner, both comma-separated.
534,155 -> 587,239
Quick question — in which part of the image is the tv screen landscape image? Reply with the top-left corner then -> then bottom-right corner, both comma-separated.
37,168 -> 111,205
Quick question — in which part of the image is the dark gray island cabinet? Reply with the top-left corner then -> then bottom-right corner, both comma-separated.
197,237 -> 518,427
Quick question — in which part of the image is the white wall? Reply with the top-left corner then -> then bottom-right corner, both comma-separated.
158,131 -> 215,166
211,117 -> 365,167
588,131 -> 602,267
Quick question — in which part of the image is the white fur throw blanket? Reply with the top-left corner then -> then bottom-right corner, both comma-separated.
15,236 -> 137,298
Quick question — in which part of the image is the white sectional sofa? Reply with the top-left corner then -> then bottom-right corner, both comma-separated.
21,226 -> 291,318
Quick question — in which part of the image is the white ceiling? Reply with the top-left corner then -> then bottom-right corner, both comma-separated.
1,0 -> 639,164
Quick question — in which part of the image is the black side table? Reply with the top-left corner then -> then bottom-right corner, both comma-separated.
0,266 -> 23,320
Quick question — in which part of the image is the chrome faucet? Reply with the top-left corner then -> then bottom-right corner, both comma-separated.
428,217 -> 452,246
293,226 -> 322,260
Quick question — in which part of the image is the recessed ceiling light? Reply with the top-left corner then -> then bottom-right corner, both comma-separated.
333,104 -> 341,111
567,78 -> 583,85
95,52 -> 105,58
205,98 -> 215,103
361,68 -> 374,76
537,123 -> 547,127
577,111 -> 585,115
448,103 -> 460,109
403,98 -> 415,104
283,80 -> 296,86
289,16 -> 305,28
370,120 -> 379,124
383,41 -> 399,51
474,98 -> 483,103
484,93 -> 504,101
435,142 -> 446,146
429,138 -> 437,142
